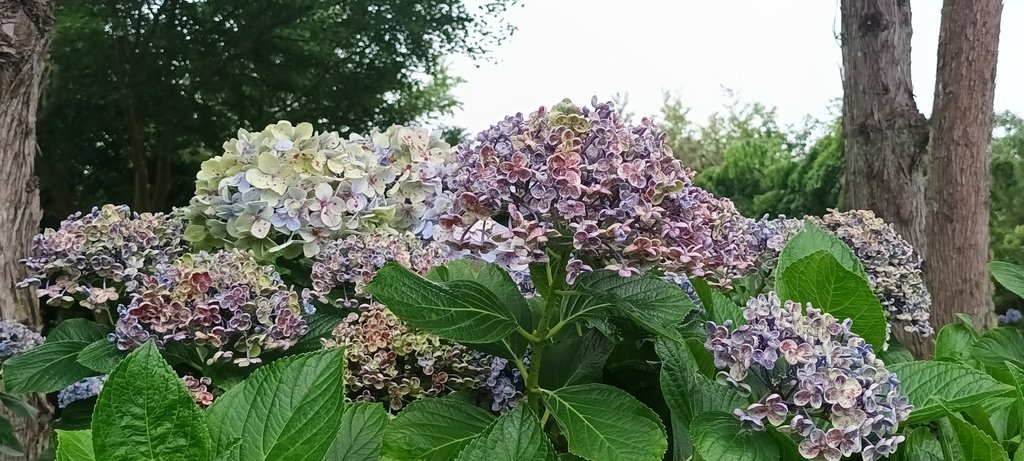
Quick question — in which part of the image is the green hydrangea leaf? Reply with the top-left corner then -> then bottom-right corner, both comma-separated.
972,328 -> 1024,370
77,339 -> 127,373
455,405 -> 556,461
563,270 -> 695,341
690,411 -> 779,461
938,411 -> 1010,461
540,330 -> 615,390
655,338 -> 749,425
901,427 -> 944,461
47,319 -> 107,343
775,250 -> 887,349
381,397 -> 495,461
366,261 -> 519,344
889,361 -> 1015,424
934,323 -> 980,365
991,261 -> 1024,299
184,224 -> 208,242
92,342 -> 211,461
325,402 -> 389,461
542,383 -> 667,461
776,221 -> 866,278
206,348 -> 346,461
56,429 -> 94,461
2,341 -> 95,393
691,278 -> 746,326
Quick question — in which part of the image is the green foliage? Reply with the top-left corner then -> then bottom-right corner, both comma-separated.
888,361 -> 1014,424
562,270 -> 695,341
541,384 -> 667,461
939,411 -> 1011,461
2,340 -> 96,393
92,342 -> 211,461
455,405 -> 556,461
55,429 -> 94,461
206,348 -> 346,461
37,0 -> 516,220
325,402 -> 389,461
690,411 -> 779,461
381,397 -> 495,461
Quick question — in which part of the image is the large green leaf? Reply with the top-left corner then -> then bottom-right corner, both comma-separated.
2,341 -> 95,393
775,250 -> 887,349
690,412 -> 779,461
77,339 -> 126,373
0,392 -> 37,420
934,323 -> 980,365
455,405 -> 556,461
900,427 -> 945,461
325,402 -> 389,461
973,328 -> 1024,369
0,417 -> 22,456
890,361 -> 1015,424
938,412 -> 1010,461
428,259 -> 532,360
92,342 -> 211,461
367,261 -> 519,343
206,348 -> 346,461
56,429 -> 95,461
776,222 -> 866,277
542,383 -> 667,461
47,319 -> 108,343
655,338 -> 748,424
991,261 -> 1024,299
381,397 -> 494,461
563,270 -> 694,341
540,331 -> 615,390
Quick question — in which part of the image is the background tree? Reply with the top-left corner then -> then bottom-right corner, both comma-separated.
36,0 -> 517,223
841,0 -> 1003,351
925,0 -> 1002,330
0,0 -> 54,458
991,112 -> 1024,312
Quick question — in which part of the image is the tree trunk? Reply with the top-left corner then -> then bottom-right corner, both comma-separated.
0,0 -> 54,458
925,0 -> 1002,331
840,0 -> 932,357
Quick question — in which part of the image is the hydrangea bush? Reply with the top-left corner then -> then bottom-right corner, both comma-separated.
749,210 -> 934,337
5,104 -> 1013,461
707,292 -> 909,460
184,122 -> 451,258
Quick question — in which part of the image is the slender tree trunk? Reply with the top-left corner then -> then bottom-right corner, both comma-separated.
0,0 -> 55,459
925,0 -> 1002,331
840,0 -> 932,357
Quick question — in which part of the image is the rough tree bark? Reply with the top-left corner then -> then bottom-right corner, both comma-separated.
925,0 -> 1002,331
0,0 -> 54,459
840,0 -> 932,356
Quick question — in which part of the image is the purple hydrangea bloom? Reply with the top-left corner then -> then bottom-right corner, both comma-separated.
112,249 -> 308,367
437,97 -> 756,286
58,375 -> 108,408
18,204 -> 185,310
706,292 -> 910,461
998,308 -> 1022,326
0,321 -> 44,362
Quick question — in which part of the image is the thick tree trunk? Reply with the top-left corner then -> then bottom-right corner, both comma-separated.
925,0 -> 1002,331
0,0 -> 54,458
840,0 -> 932,357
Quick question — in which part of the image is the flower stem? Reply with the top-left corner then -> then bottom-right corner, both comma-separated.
526,266 -> 565,414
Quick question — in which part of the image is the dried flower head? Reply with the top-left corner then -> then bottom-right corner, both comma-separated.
437,97 -> 755,285
750,210 -> 933,337
0,321 -> 44,362
19,204 -> 185,309
185,122 -> 451,257
112,249 -> 308,366
706,292 -> 910,461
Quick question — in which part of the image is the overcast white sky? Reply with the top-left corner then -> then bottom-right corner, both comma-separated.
446,0 -> 1023,133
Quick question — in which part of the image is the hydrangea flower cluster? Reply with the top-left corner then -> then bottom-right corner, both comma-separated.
324,300 -> 491,411
706,292 -> 910,461
998,308 -> 1022,326
185,121 -> 451,257
18,204 -> 185,309
58,375 -> 107,408
307,231 -> 448,306
112,249 -> 309,366
475,354 -> 526,411
749,210 -> 933,336
437,97 -> 756,285
0,320 -> 44,362
183,375 -> 215,407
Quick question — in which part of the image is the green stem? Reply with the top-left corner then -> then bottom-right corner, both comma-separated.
526,278 -> 563,413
